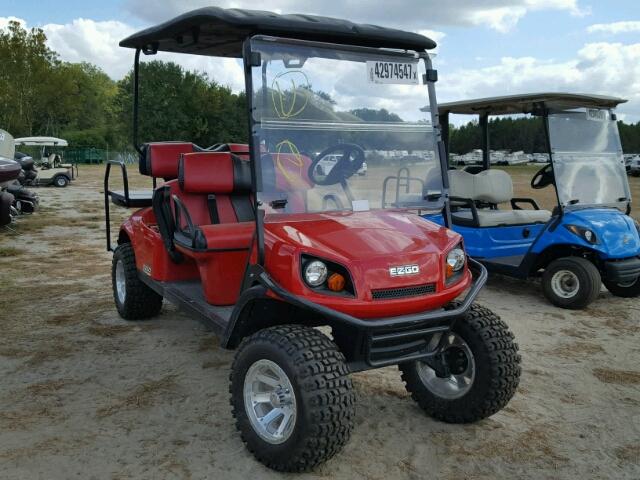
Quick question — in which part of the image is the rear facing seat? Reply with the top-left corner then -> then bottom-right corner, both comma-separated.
449,169 -> 551,227
139,142 -> 199,179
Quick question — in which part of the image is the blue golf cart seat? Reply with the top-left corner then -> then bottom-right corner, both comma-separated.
449,169 -> 551,227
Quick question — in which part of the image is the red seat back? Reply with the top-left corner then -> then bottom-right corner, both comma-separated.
139,142 -> 196,179
177,152 -> 253,227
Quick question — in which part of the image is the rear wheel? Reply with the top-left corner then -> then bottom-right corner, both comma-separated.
542,257 -> 601,309
53,175 -> 69,188
230,325 -> 355,472
111,243 -> 162,320
399,304 -> 520,423
603,277 -> 640,298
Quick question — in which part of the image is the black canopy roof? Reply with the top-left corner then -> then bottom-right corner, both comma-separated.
119,7 -> 436,57
438,93 -> 627,115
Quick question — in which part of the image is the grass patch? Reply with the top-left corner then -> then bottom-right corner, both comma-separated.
593,368 -> 640,385
96,374 -> 178,417
0,247 -> 21,257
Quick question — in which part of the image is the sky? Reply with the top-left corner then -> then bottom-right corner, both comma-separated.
1,0 -> 639,123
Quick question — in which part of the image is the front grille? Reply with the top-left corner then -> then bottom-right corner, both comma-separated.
371,283 -> 436,300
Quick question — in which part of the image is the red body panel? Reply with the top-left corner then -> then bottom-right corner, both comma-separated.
122,208 -> 199,282
175,245 -> 250,305
263,210 -> 470,318
121,206 -> 468,317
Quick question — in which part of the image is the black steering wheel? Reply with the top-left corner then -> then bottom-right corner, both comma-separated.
531,163 -> 555,189
308,144 -> 365,186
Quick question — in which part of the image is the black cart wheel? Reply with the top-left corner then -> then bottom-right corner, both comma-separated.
111,243 -> 162,320
542,257 -> 601,309
399,304 -> 520,423
230,325 -> 355,472
603,277 -> 640,298
53,175 -> 69,188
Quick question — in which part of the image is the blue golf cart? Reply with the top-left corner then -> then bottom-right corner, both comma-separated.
421,93 -> 640,309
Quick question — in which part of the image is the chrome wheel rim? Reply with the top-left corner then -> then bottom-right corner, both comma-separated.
115,259 -> 126,304
243,359 -> 297,445
417,332 -> 475,400
551,269 -> 580,299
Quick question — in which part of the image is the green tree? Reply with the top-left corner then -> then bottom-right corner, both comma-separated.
115,60 -> 247,149
0,21 -> 57,135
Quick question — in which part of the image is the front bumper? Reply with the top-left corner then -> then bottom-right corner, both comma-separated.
604,257 -> 640,284
251,258 -> 488,370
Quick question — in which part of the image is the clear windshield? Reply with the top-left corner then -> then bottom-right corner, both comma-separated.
250,37 -> 443,215
548,108 -> 630,209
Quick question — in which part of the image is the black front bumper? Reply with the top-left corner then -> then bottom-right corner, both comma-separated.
250,259 -> 488,370
604,257 -> 640,284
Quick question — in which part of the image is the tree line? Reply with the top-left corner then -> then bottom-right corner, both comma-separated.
0,21 -> 247,151
1,21 -> 639,154
449,116 -> 640,154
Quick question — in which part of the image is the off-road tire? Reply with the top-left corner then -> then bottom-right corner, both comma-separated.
399,304 -> 520,423
230,325 -> 355,472
603,277 -> 640,298
53,175 -> 69,188
542,257 -> 601,309
111,243 -> 162,320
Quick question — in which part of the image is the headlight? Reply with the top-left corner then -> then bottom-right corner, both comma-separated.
304,260 -> 328,287
446,247 -> 466,273
565,224 -> 598,245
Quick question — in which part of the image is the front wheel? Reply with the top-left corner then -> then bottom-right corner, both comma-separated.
542,257 -> 601,309
230,325 -> 355,472
111,243 -> 163,320
603,277 -> 640,298
53,175 -> 69,188
399,304 -> 521,423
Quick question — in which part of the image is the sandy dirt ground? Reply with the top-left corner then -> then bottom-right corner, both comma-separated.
0,165 -> 639,479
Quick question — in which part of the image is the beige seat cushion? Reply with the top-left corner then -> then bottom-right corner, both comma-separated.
449,169 -> 513,204
452,208 -> 552,227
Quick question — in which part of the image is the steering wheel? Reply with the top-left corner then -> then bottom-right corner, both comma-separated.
531,164 -> 555,189
308,144 -> 365,186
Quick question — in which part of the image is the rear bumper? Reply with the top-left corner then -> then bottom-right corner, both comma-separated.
604,257 -> 640,284
250,259 -> 488,370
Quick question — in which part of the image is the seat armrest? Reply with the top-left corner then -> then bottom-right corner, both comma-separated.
449,196 -> 480,227
511,197 -> 540,210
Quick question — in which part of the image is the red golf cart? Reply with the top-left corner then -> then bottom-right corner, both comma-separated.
105,7 -> 521,471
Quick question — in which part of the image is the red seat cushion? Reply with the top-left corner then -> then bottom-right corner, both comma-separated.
197,222 -> 255,250
140,142 -> 196,179
180,152 -> 237,194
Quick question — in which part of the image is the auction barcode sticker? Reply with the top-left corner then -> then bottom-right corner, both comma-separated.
586,108 -> 608,122
367,61 -> 420,85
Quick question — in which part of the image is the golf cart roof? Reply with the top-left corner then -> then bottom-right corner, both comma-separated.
439,93 -> 627,116
119,7 -> 437,57
14,136 -> 68,147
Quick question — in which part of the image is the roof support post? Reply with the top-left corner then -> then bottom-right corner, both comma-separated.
480,112 -> 489,170
132,48 -> 142,154
440,111 -> 450,165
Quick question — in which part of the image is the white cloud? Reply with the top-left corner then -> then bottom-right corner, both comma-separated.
438,42 -> 640,122
123,0 -> 587,33
0,16 -> 26,30
587,21 -> 640,35
0,16 -> 246,90
43,19 -> 135,79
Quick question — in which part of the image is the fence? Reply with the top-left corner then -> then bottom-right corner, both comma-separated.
65,147 -> 109,164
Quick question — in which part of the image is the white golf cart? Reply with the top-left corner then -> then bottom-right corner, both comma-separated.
14,136 -> 77,187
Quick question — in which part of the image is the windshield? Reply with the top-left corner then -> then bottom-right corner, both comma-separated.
250,37 -> 443,215
548,108 -> 630,209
